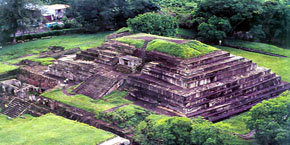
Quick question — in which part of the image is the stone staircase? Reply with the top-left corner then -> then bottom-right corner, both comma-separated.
1,98 -> 30,118
126,50 -> 290,121
73,71 -> 123,99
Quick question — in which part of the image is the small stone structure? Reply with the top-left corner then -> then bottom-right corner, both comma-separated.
118,55 -> 142,72
0,79 -> 42,99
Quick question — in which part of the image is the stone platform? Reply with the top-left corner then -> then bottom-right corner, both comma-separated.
125,50 -> 290,121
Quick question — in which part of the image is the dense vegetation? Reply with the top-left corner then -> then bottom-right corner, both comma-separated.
0,113 -> 115,145
127,13 -> 179,36
67,0 -> 159,32
134,115 -> 238,145
247,91 -> 290,145
0,0 -> 43,44
152,0 -> 289,47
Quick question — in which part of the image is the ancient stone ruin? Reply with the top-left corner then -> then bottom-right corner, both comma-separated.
1,32 -> 289,122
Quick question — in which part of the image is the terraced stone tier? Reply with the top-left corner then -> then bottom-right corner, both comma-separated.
47,55 -> 111,82
126,51 -> 290,121
73,71 -> 124,99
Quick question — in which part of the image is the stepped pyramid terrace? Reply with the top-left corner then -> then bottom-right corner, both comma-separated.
0,33 -> 289,123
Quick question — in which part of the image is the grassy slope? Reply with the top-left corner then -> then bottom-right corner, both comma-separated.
41,88 -> 130,114
0,114 -> 115,145
215,45 -> 290,82
0,32 -> 112,62
225,40 -> 290,56
215,112 -> 250,134
0,63 -> 19,74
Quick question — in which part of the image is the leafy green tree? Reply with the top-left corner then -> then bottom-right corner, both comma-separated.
249,25 -> 266,41
134,115 -> 237,145
247,91 -> 290,145
68,0 -> 159,32
260,0 -> 289,45
197,16 -> 231,41
0,0 -> 42,44
127,12 -> 179,36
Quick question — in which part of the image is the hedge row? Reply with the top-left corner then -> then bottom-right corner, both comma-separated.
16,28 -> 84,41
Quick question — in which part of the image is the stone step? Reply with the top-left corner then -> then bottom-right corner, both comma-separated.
186,72 -> 278,109
142,57 -> 254,88
74,73 -> 122,99
81,50 -> 98,57
205,84 -> 288,121
95,57 -> 118,66
180,50 -> 231,68
1,98 -> 30,118
99,54 -> 116,60
187,76 -> 284,117
208,82 -> 290,122
98,49 -> 120,57
76,53 -> 96,61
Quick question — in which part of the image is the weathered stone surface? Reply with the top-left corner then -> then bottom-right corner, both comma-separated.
17,67 -> 58,90
126,49 -> 290,121
73,71 -> 124,99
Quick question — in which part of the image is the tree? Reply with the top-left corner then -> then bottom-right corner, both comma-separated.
134,115 -> 237,145
127,12 -> 179,36
247,91 -> 290,145
197,16 -> 231,42
0,0 -> 42,44
68,0 -> 159,32
260,0 -> 289,45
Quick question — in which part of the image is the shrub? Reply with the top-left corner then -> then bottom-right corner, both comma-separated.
127,12 -> 179,37
247,91 -> 290,145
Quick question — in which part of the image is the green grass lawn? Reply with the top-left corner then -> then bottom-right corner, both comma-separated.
41,88 -> 131,114
0,63 -> 19,75
215,112 -> 251,135
215,45 -> 290,82
0,32 -> 112,62
0,113 -> 115,145
225,40 -> 290,56
97,104 -> 152,129
6,55 -> 56,66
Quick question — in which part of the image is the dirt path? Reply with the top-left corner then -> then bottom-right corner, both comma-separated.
104,104 -> 129,113
233,130 -> 256,140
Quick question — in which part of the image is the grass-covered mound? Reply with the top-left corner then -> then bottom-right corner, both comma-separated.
115,33 -> 218,58
147,39 -> 217,58
0,63 -> 19,75
0,113 -> 115,145
115,37 -> 145,48
41,88 -> 131,114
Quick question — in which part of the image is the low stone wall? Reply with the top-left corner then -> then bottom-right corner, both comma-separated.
17,68 -> 58,90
